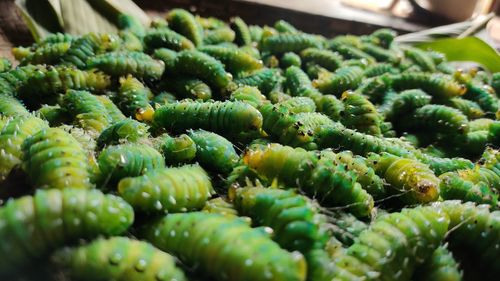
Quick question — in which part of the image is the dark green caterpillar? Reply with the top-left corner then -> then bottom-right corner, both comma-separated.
96,95 -> 127,123
188,129 -> 240,174
87,52 -> 165,80
0,58 -> 12,73
340,91 -> 382,136
327,210 -> 368,246
117,14 -> 145,37
230,186 -> 328,253
300,48 -> 343,72
97,143 -> 165,187
115,75 -> 155,121
445,97 -> 485,119
0,188 -> 134,277
363,63 -> 399,78
62,89 -> 113,134
313,66 -> 364,96
203,26 -> 236,45
367,152 -> 439,204
96,118 -> 149,149
230,85 -> 267,108
0,115 -> 48,181
141,212 -> 307,281
152,133 -> 197,165
230,17 -> 252,46
234,68 -> 282,95
280,52 -> 302,68
143,28 -> 195,51
284,66 -> 322,102
53,237 -> 187,281
439,170 -> 498,207
22,127 -> 93,189
387,73 -> 466,99
403,104 -> 469,135
151,91 -> 177,106
0,94 -> 29,117
160,76 -> 212,101
262,33 -> 323,55
118,164 -> 214,214
36,104 -> 70,126
166,8 -> 204,46
61,33 -> 121,69
403,47 -> 436,72
174,50 -> 233,89
413,244 -> 463,281
331,206 -> 449,281
153,100 -> 263,137
152,48 -> 177,75
492,72 -> 500,94
360,42 -> 400,64
387,89 -> 432,121
316,94 -> 344,121
199,45 -> 263,75
416,153 -> 474,175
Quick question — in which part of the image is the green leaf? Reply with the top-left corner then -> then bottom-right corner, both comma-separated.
416,37 -> 500,73
15,0 -> 63,41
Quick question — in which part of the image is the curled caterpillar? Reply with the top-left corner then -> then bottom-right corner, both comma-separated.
404,104 -> 469,135
118,164 -> 214,213
370,28 -> 396,48
367,152 -> 439,203
53,237 -> 187,281
188,129 -> 240,174
115,75 -> 155,121
152,133 -> 197,165
439,171 -> 498,207
0,188 -> 134,276
22,127 -> 93,189
152,48 -> 177,75
316,94 -> 344,121
284,66 -> 322,102
153,100 -> 263,137
0,115 -> 48,181
96,118 -> 149,149
87,52 -> 165,80
388,89 -> 432,121
332,206 -> 450,281
388,73 -> 466,99
175,50 -> 233,89
166,8 -> 204,46
143,28 -> 195,51
140,212 -> 307,281
97,143 -> 165,187
300,48 -> 343,72
312,66 -> 364,96
463,81 -> 500,114
230,17 -> 252,46
280,52 -> 302,68
62,89 -> 113,134
198,45 -> 263,75
403,47 -> 436,72
274,19 -> 300,33
230,186 -> 328,253
340,91 -> 382,136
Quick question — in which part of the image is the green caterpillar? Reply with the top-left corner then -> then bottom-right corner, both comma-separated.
387,89 -> 432,121
277,96 -> 316,113
284,66 -> 322,102
160,77 -> 212,101
332,206 -> 449,281
118,14 -> 145,37
152,133 -> 197,165
370,28 -> 396,48
327,41 -> 375,64
388,73 -> 466,99
316,122 -> 417,158
262,33 -> 323,54
0,65 -> 44,96
19,65 -> 111,104
0,94 -> 29,116
230,187 -> 328,253
97,143 -> 165,187
0,188 -> 134,277
300,48 -> 343,72
20,42 -> 71,66
363,63 -> 399,78
151,91 -> 177,105
199,45 -> 263,75
355,76 -> 390,103
274,19 -> 300,33
142,28 -> 195,51
203,26 -> 236,45
96,118 -> 149,149
87,52 -> 165,80
492,72 -> 500,94
115,75 -> 155,121
234,68 -> 282,95
445,97 -> 485,119
188,129 -> 240,174
118,164 -> 214,214
404,104 -> 469,135
36,104 -> 71,126
62,33 -> 121,69
152,48 -> 177,75
230,85 -> 267,108
327,210 -> 369,246
22,127 -> 93,189
243,143 -> 374,217
0,58 -> 12,72
280,52 -> 302,68
360,42 -> 400,64
153,100 -> 263,137
439,171 -> 498,207
53,237 -> 187,281
166,8 -> 204,46
141,212 -> 307,281
62,89 -> 113,134
367,152 -> 439,204
202,197 -> 239,218
196,16 -> 226,30
403,47 -> 436,72
413,244 -> 463,281
313,66 -> 364,96
230,17 -> 252,46
416,153 -> 474,175
95,95 -> 127,123
340,91 -> 382,136
469,118 -> 494,132
433,201 -> 500,278
0,115 -> 48,181
463,81 -> 500,114
175,50 -> 233,89
316,94 -> 344,121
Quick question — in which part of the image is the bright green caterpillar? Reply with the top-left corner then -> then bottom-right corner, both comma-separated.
62,89 -> 113,134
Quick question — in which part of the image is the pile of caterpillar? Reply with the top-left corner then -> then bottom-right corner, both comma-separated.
0,6 -> 499,281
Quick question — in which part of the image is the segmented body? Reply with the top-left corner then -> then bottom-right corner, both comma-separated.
234,68 -> 282,94
405,104 -> 469,135
230,86 -> 267,108
87,52 -> 165,80
161,77 -> 212,101
230,17 -> 252,46
153,133 -> 197,165
143,28 -> 195,51
175,50 -> 233,89
280,52 -> 302,68
0,94 -> 29,116
166,9 -> 204,46
388,73 -> 466,99
95,95 -> 127,122
313,66 -> 364,96
62,33 -> 120,68
118,164 -> 214,213
141,212 -> 307,281
0,58 -> 12,72
0,115 -> 48,181
340,91 -> 382,136
20,42 -> 70,65
96,119 -> 149,149
285,66 -> 322,102
22,128 -> 93,189
413,245 -> 463,281
300,48 -> 343,72
0,188 -> 134,276
446,97 -> 485,119
263,33 -> 323,54
62,89 -> 113,134
203,27 -> 236,45
198,45 -> 263,75
439,171 -> 498,207
115,76 -> 155,121
202,197 -> 239,217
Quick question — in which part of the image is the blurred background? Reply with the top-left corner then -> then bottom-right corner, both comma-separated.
1,0 -> 499,59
